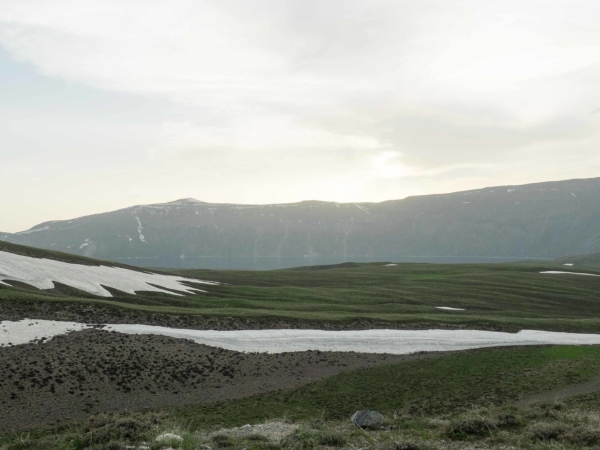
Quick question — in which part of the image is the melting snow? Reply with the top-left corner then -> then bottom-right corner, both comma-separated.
0,320 -> 89,346
563,264 -> 574,267
135,216 -> 146,243
4,321 -> 600,354
80,239 -> 92,249
384,264 -> 397,267
355,204 -> 371,215
436,307 -> 465,311
0,250 -> 218,297
541,271 -> 600,278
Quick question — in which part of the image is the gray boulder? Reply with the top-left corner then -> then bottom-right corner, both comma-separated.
351,410 -> 384,429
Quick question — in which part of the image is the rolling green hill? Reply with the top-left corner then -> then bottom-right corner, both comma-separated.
2,241 -> 600,332
555,252 -> 600,270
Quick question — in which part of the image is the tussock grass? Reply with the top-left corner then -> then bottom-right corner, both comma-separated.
6,401 -> 600,449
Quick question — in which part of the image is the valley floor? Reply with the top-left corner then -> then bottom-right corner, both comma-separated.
0,329 -> 412,432
2,249 -> 600,448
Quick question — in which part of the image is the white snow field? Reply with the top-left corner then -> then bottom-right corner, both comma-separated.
0,250 -> 218,297
0,320 -> 89,346
541,271 -> 600,278
3,320 -> 600,355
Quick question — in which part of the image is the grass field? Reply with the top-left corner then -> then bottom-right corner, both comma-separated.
172,345 -> 600,427
3,254 -> 600,332
3,344 -> 600,449
3,243 -> 600,448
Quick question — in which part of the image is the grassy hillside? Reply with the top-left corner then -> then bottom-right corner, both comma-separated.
555,252 -> 600,270
4,344 -> 600,449
160,262 -> 600,332
0,240 -> 147,271
2,241 -> 600,331
174,345 -> 600,427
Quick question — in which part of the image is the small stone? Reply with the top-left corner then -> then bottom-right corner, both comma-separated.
351,410 -> 384,429
155,433 -> 184,444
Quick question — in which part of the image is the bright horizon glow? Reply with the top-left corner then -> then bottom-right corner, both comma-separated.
1,0 -> 599,232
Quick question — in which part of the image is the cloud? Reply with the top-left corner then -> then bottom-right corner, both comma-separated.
0,0 -> 600,231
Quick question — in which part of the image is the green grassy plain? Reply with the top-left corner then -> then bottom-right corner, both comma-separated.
166,261 -> 600,331
2,251 -> 600,331
3,243 -> 600,448
173,345 -> 600,427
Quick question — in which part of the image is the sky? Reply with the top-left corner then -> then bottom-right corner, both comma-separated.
1,0 -> 600,232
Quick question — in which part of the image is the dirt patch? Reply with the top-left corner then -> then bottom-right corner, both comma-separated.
0,329 -> 434,432
516,377 -> 600,407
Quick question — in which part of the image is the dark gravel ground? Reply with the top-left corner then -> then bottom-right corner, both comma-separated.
0,329 -> 434,432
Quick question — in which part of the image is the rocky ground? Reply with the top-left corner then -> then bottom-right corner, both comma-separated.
0,329 -> 430,432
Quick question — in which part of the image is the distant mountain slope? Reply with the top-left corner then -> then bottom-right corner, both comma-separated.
3,178 -> 600,268
0,240 -> 138,268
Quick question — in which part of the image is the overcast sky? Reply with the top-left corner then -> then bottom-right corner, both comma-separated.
1,0 -> 599,232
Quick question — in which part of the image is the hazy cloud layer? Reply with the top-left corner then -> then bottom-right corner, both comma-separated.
0,0 -> 599,231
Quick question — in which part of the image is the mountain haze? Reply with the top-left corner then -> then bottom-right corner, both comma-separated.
2,178 -> 600,269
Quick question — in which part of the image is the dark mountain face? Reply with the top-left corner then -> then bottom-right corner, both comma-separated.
3,178 -> 600,269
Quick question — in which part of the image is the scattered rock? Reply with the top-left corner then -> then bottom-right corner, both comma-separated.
155,432 -> 183,444
351,410 -> 384,429
209,421 -> 298,442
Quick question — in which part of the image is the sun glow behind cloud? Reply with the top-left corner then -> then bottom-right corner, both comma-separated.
370,152 -> 419,179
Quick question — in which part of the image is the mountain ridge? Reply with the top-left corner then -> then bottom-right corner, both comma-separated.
2,177 -> 600,268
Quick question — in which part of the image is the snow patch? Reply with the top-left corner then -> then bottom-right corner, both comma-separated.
79,239 -> 92,249
563,263 -> 574,267
355,204 -> 371,215
436,307 -> 465,311
135,217 -> 146,243
541,271 -> 600,278
0,320 -> 90,346
0,250 -> 218,298
5,321 -> 600,354
384,264 -> 397,267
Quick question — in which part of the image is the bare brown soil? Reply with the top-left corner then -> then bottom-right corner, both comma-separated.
0,329 -> 437,432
